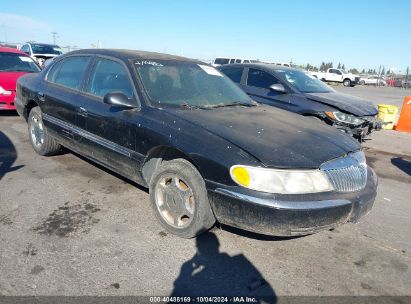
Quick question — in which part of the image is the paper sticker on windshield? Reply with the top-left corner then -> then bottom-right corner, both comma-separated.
135,60 -> 163,66
198,64 -> 223,77
19,56 -> 32,62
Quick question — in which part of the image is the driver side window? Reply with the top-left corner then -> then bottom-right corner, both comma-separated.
85,58 -> 134,99
247,68 -> 279,89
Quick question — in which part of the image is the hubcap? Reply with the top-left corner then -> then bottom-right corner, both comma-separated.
30,114 -> 44,147
154,175 -> 195,229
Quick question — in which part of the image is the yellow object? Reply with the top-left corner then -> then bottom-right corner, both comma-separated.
378,104 -> 399,130
231,166 -> 250,187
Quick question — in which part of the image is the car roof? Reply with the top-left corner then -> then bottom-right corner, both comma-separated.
0,47 -> 27,55
218,62 -> 297,72
66,48 -> 202,63
27,43 -> 60,47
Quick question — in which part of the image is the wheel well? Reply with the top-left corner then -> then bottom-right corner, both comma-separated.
25,100 -> 39,120
343,78 -> 351,82
141,146 -> 198,185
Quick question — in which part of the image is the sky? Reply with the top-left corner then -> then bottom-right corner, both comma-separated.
1,0 -> 410,72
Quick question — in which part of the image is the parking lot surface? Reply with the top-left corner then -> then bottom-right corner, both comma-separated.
1,86 -> 410,297
335,85 -> 411,109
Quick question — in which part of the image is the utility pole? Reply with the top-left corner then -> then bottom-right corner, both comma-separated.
51,32 -> 58,45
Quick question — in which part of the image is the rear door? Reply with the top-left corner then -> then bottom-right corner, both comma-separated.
243,68 -> 291,110
77,56 -> 145,180
41,55 -> 92,148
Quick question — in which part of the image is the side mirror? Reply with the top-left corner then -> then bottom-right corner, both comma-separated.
103,92 -> 136,109
269,83 -> 287,94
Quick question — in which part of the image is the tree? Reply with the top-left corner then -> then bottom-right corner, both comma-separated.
320,62 -> 325,71
361,69 -> 365,74
337,63 -> 341,69
381,67 -> 385,75
342,64 -> 345,70
349,68 -> 359,74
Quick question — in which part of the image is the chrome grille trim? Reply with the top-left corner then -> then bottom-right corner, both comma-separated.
323,165 -> 367,192
320,151 -> 367,193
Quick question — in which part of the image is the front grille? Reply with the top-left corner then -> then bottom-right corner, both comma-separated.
320,151 -> 367,192
323,164 -> 367,192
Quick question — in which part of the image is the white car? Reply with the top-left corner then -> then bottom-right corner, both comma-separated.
310,68 -> 360,87
359,76 -> 387,86
19,43 -> 63,68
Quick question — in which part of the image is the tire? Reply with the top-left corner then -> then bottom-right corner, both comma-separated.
28,107 -> 61,156
359,80 -> 365,85
343,79 -> 351,87
149,158 -> 215,238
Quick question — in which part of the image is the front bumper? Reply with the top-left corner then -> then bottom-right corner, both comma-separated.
0,91 -> 16,110
207,167 -> 377,236
332,116 -> 382,142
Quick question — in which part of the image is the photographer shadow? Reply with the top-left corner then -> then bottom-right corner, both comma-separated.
0,131 -> 23,181
170,232 -> 276,303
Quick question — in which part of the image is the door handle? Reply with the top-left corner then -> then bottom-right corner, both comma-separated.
78,107 -> 88,117
37,92 -> 45,102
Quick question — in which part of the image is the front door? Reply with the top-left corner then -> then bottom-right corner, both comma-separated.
77,57 -> 145,181
242,68 -> 291,111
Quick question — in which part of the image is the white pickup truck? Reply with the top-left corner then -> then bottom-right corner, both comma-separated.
309,68 -> 360,87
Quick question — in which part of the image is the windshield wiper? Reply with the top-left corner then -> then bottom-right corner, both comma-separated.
201,101 -> 257,109
179,102 -> 201,110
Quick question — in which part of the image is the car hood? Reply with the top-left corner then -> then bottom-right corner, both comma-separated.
0,72 -> 27,90
163,105 -> 360,169
304,92 -> 378,116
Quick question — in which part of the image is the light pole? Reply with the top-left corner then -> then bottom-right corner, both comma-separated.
51,32 -> 58,45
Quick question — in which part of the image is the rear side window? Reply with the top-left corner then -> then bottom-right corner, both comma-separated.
52,56 -> 90,90
221,67 -> 243,83
247,68 -> 279,89
20,45 -> 30,54
85,58 -> 134,98
214,58 -> 229,65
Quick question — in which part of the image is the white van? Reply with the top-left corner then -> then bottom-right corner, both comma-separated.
212,57 -> 259,67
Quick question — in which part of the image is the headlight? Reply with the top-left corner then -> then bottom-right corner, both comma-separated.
230,165 -> 334,194
0,86 -> 12,96
325,111 -> 364,126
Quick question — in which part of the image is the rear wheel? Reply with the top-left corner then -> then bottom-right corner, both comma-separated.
28,107 -> 61,156
343,79 -> 351,87
149,158 -> 215,238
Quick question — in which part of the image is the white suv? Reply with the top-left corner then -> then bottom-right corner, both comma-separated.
20,43 -> 63,68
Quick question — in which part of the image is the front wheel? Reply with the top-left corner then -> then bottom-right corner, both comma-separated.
343,79 -> 351,87
149,158 -> 215,238
28,106 -> 61,156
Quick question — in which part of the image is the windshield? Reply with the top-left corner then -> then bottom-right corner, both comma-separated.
31,44 -> 62,55
274,69 -> 335,93
0,52 -> 41,73
136,60 -> 254,108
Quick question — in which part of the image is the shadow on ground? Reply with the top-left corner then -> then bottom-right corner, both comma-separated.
0,131 -> 23,180
391,157 -> 411,176
170,232 -> 276,302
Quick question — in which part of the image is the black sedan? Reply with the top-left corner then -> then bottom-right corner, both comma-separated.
218,64 -> 381,142
15,49 -> 377,238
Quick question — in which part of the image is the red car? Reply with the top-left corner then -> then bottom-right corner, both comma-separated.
0,47 -> 41,110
